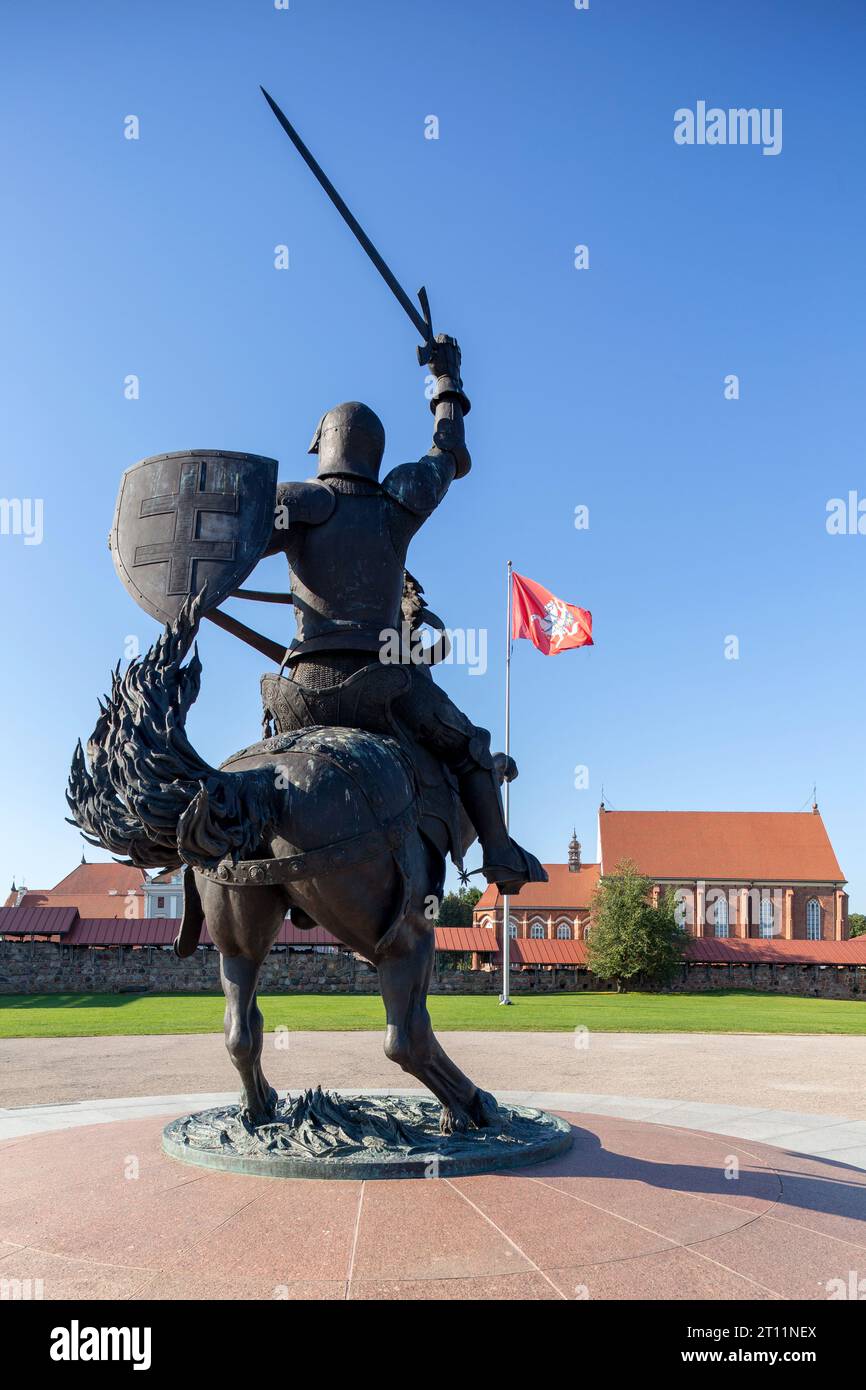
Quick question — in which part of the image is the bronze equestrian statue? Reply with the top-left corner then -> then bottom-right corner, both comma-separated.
67,93 -> 549,1144
68,333 -> 546,1135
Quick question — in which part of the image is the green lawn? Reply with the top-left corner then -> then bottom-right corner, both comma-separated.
0,990 -> 864,1038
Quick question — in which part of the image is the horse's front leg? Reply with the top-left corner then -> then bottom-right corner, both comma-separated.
378,911 -> 500,1135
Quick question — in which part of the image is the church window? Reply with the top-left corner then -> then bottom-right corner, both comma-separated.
759,897 -> 774,938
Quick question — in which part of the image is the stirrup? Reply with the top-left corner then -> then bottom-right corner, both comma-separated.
459,862 -> 523,892
466,845 -> 548,896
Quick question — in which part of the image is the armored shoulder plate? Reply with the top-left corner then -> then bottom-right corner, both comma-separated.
275,479 -> 336,527
381,456 -> 454,517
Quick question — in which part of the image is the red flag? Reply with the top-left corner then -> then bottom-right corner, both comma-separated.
511,571 -> 593,655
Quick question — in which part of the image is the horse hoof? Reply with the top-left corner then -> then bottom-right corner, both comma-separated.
240,1107 -> 276,1128
469,1088 -> 502,1131
239,1089 -> 279,1128
438,1105 -> 467,1136
439,1089 -> 501,1136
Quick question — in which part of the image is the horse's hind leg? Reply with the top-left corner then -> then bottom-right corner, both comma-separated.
220,954 -> 277,1124
378,907 -> 500,1135
197,876 -> 286,1125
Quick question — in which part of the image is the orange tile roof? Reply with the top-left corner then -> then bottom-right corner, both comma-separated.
3,863 -> 148,918
51,863 -> 147,895
599,811 -> 844,882
475,863 -> 600,913
14,893 -> 143,920
3,889 -> 49,909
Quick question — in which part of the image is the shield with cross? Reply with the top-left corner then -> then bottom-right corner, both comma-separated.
110,449 -> 278,624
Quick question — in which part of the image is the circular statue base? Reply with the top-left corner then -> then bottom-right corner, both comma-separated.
162,1088 -> 573,1180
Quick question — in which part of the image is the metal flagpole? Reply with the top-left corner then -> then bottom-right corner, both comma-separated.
499,560 -> 513,1006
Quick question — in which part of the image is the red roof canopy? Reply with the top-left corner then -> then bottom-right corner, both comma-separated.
67,917 -> 178,946
63,920 -> 502,953
0,906 -> 78,937
5,908 -> 865,968
511,938 -> 587,965
435,926 -> 499,953
686,936 -> 866,965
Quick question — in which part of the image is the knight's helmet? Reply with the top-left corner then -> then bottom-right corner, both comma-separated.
308,401 -> 385,482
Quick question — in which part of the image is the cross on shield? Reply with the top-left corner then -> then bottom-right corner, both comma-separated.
111,450 -> 278,624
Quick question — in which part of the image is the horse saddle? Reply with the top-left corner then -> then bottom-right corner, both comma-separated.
261,661 -> 409,739
261,663 -> 464,867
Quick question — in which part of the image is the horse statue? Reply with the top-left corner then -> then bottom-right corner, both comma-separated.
67,593 -> 509,1134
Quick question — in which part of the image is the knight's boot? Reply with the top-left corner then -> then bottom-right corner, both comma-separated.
457,766 -> 548,895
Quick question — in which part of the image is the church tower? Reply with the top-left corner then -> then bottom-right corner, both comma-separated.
568,829 -> 581,872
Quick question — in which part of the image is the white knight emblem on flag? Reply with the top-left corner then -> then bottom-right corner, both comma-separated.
530,599 -> 581,645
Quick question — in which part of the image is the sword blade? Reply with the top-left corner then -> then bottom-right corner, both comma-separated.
260,86 -> 432,346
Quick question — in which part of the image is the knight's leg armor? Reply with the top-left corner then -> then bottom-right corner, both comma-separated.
264,656 -> 546,894
393,671 -> 547,895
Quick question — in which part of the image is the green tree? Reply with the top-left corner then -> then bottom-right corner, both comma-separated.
849,913 -> 866,939
588,858 -> 687,991
435,886 -> 482,927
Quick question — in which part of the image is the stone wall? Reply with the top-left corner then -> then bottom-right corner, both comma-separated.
663,960 -> 865,1000
0,942 -> 598,997
1,942 -> 865,1001
0,943 -> 378,996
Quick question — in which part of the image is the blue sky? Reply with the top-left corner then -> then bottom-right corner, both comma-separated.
0,0 -> 863,905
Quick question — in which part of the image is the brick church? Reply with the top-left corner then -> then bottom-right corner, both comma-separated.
474,804 -> 849,946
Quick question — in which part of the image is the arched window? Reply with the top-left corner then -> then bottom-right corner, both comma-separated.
583,924 -> 591,942
556,922 -> 571,940
530,922 -> 545,939
714,895 -> 729,938
759,896 -> 774,938
806,898 -> 821,941
674,890 -> 691,930
508,919 -> 517,940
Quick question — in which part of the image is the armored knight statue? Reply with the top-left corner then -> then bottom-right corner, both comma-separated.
67,91 -> 565,1157
260,333 -> 545,897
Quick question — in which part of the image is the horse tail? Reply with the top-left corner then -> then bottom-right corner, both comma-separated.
66,593 -> 283,873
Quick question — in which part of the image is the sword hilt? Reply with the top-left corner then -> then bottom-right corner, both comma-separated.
415,286 -> 435,366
